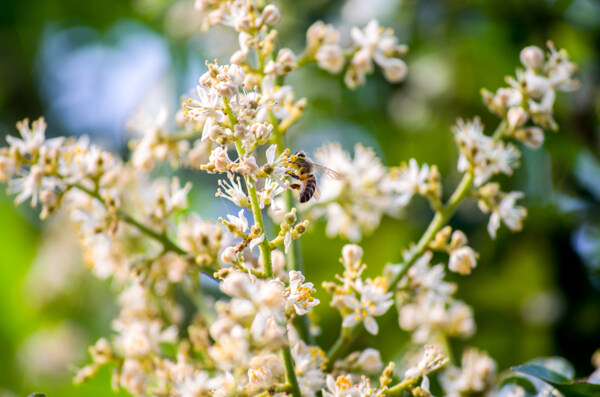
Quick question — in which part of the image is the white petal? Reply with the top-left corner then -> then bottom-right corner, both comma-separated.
363,316 -> 379,335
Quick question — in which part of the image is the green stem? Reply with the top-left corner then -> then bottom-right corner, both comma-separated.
325,326 -> 354,370
224,97 -> 272,278
72,183 -> 187,256
386,377 -> 419,396
247,178 -> 273,277
281,346 -> 302,397
387,169 -> 474,291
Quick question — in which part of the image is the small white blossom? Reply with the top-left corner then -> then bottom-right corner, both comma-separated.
226,209 -> 248,233
342,278 -> 393,335
208,146 -> 231,172
286,270 -> 320,315
8,117 -> 48,155
453,118 -> 520,186
385,158 -> 430,207
439,348 -> 497,397
313,143 -> 390,241
182,86 -> 225,141
346,20 -> 407,88
216,173 -> 250,208
486,191 -> 527,239
292,340 -> 326,396
404,345 -> 448,393
448,246 -> 478,275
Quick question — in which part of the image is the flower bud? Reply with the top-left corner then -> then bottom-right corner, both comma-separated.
430,226 -> 451,250
450,230 -> 468,250
221,246 -> 238,265
342,244 -> 363,268
381,58 -> 408,83
284,208 -> 297,225
316,45 -> 344,74
209,147 -> 231,172
277,48 -> 296,67
261,5 -> 281,26
235,155 -> 259,176
251,122 -> 272,141
507,107 -> 529,131
271,250 -> 286,280
514,126 -> 544,149
355,348 -> 383,374
520,46 -> 544,70
449,246 -> 477,275
294,220 -> 308,234
230,50 -> 246,65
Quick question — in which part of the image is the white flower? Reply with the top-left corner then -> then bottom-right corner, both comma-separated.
322,374 -> 359,397
207,325 -> 250,371
313,143 -> 390,241
307,21 -> 340,47
514,126 -> 545,149
216,173 -> 250,207
439,348 -> 497,396
286,270 -> 320,315
256,76 -> 292,121
9,164 -> 50,207
292,340 -> 326,396
487,191 -> 527,239
226,209 -> 248,233
8,117 -> 48,155
119,358 -> 147,395
175,371 -> 211,397
347,20 -> 407,87
231,155 -> 258,177
396,252 -> 475,342
545,42 -> 579,92
385,158 -> 430,207
355,348 -> 383,374
177,214 -> 225,265
316,45 -> 345,74
208,147 -> 231,172
127,105 -> 181,170
453,118 -> 520,186
448,246 -> 478,275
405,344 -> 448,379
113,319 -> 176,358
182,86 -> 225,141
259,177 -> 286,209
520,45 -> 545,70
341,278 -> 393,335
528,88 -> 558,130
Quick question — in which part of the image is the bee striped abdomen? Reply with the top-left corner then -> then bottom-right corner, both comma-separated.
299,175 -> 317,203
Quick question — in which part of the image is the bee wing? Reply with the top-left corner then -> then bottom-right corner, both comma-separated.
313,183 -> 321,201
313,164 -> 343,180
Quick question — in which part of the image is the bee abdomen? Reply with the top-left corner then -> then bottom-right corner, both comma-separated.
299,176 -> 317,203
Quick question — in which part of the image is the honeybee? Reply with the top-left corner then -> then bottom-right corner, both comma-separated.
285,151 -> 342,203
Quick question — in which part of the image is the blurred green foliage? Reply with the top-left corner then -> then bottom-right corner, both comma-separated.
1,0 -> 599,396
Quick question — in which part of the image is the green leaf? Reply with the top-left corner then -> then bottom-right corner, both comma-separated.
498,374 -> 537,393
512,365 -> 600,397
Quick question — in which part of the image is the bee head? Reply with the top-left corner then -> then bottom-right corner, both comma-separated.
294,151 -> 306,158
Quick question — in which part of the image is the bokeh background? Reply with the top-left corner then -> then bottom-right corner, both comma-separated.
1,0 -> 599,395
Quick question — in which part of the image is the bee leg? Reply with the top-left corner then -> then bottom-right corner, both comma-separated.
287,172 -> 300,180
298,174 -> 308,180
290,184 -> 300,190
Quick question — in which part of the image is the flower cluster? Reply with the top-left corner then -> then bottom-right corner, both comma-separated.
324,245 -> 394,335
439,348 -> 497,396
0,0 -> 583,395
391,252 -> 476,343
